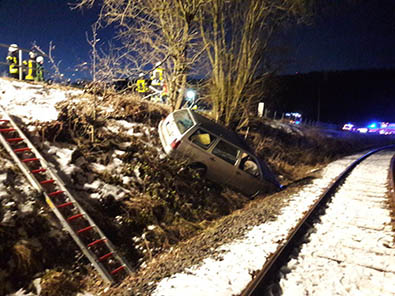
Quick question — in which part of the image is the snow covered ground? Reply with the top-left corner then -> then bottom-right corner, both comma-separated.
279,151 -> 395,296
0,78 -> 82,123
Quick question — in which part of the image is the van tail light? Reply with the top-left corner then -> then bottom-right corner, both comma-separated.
170,139 -> 181,150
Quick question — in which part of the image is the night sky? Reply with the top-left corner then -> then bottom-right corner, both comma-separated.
281,0 -> 395,74
0,0 -> 100,79
1,0 -> 394,78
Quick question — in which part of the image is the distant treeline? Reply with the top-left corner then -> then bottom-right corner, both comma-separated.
271,69 -> 395,124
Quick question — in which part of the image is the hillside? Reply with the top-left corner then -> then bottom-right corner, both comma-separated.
0,77 -> 394,295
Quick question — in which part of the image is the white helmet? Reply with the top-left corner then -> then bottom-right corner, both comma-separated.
29,51 -> 37,59
8,44 -> 18,52
155,61 -> 161,68
36,56 -> 44,64
139,73 -> 145,77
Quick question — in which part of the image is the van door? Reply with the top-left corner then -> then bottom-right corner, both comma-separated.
233,152 -> 264,196
210,139 -> 240,185
183,127 -> 218,172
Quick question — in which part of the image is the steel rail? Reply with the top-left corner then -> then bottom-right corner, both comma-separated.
390,154 -> 395,243
240,145 -> 395,296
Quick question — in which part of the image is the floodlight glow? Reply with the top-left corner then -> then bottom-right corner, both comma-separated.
186,89 -> 196,100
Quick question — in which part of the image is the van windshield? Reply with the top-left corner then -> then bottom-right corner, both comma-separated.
173,110 -> 194,134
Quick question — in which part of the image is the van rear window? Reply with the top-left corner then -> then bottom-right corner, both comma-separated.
173,110 -> 194,134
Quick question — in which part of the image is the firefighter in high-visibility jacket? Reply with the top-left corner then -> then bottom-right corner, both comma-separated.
151,62 -> 164,88
6,44 -> 19,79
150,62 -> 167,102
136,73 -> 148,93
35,56 -> 44,82
23,51 -> 37,81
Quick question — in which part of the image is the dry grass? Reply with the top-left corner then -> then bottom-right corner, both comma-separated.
12,241 -> 35,275
40,270 -> 80,296
245,119 -> 395,184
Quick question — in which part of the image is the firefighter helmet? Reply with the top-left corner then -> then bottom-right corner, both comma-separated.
8,44 -> 18,52
29,51 -> 37,59
36,56 -> 44,64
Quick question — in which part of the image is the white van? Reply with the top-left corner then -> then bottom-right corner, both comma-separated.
158,109 -> 281,196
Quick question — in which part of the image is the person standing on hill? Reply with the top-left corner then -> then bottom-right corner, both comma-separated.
136,73 -> 148,93
6,44 -> 20,79
24,51 -> 37,81
150,62 -> 164,88
35,56 -> 44,82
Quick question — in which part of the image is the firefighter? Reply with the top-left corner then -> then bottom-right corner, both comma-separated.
136,73 -> 148,93
150,62 -> 167,102
150,62 -> 164,87
6,44 -> 19,79
35,56 -> 44,82
24,51 -> 37,81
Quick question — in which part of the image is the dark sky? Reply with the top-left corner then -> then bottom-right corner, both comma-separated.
0,0 -> 394,78
0,0 -> 100,79
279,0 -> 395,74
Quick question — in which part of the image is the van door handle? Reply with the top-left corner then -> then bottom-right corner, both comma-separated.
209,157 -> 216,161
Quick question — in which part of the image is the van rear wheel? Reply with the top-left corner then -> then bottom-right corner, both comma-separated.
188,163 -> 207,178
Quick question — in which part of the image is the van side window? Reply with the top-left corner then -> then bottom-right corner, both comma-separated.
212,140 -> 239,165
239,153 -> 260,177
174,110 -> 194,134
190,129 -> 216,149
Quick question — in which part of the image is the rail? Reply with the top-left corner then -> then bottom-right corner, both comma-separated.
240,145 -> 395,295
390,155 -> 395,242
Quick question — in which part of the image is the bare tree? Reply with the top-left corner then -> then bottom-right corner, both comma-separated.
74,0 -> 207,110
87,21 -> 100,83
32,41 -> 64,82
74,0 -> 313,125
199,0 -> 313,129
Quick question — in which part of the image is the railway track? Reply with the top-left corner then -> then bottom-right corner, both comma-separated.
241,148 -> 395,296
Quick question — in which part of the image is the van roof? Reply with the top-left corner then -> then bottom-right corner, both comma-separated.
187,109 -> 252,152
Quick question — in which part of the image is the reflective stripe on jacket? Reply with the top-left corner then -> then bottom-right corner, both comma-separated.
136,79 -> 148,92
6,55 -> 19,74
24,59 -> 37,80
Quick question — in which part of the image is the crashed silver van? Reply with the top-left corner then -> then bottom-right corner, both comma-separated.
158,108 -> 281,196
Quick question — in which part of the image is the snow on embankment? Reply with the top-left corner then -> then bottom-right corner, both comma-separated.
0,78 -> 82,123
